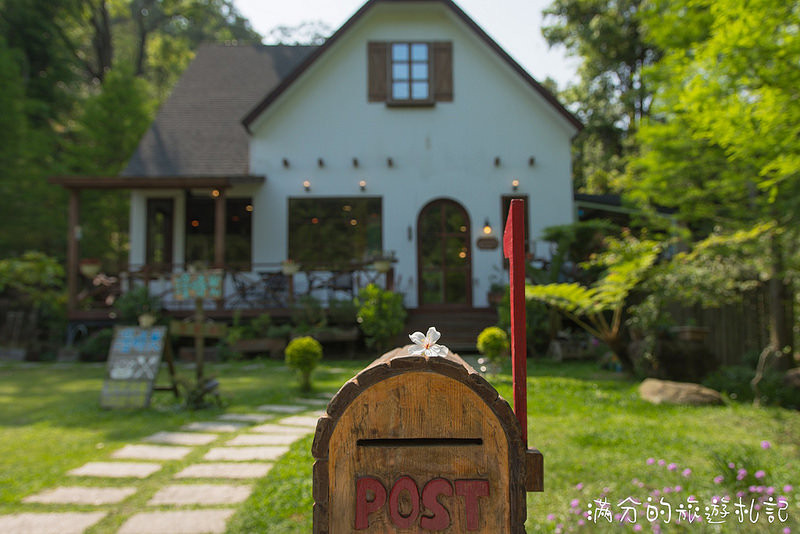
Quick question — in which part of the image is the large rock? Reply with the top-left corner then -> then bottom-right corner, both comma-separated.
639,378 -> 723,405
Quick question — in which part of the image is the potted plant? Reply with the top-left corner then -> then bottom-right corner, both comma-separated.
79,258 -> 102,279
371,251 -> 396,273
281,259 -> 300,275
285,335 -> 323,391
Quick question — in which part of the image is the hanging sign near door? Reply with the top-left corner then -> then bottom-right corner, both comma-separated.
171,270 -> 224,300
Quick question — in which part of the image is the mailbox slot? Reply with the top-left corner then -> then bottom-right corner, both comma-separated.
357,438 -> 483,447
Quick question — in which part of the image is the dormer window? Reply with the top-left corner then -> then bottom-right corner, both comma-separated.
391,43 -> 430,102
368,41 -> 453,105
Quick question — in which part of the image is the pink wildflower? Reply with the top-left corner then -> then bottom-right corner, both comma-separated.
761,440 -> 771,449
682,468 -> 691,477
737,468 -> 747,480
646,458 -> 655,465
667,462 -> 678,471
714,475 -> 724,484
783,528 -> 791,534
728,462 -> 736,469
575,482 -> 583,490
658,459 -> 666,466
546,513 -> 555,521
784,485 -> 793,492
674,486 -> 682,492
570,499 -> 580,508
755,470 -> 765,479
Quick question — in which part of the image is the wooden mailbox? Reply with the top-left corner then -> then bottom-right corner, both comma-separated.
312,346 -> 543,533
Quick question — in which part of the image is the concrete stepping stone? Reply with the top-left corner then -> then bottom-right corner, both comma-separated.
249,423 -> 313,436
144,431 -> 218,446
117,509 -> 234,534
298,398 -> 329,406
68,462 -> 162,478
255,404 -> 305,413
23,486 -> 136,505
112,444 -> 192,461
181,421 -> 245,433
226,433 -> 301,446
148,484 -> 252,505
203,446 -> 288,461
175,463 -> 272,479
277,415 -> 321,428
0,512 -> 107,534
217,413 -> 270,423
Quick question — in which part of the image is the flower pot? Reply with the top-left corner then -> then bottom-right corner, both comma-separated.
79,259 -> 102,279
281,262 -> 300,275
669,326 -> 710,342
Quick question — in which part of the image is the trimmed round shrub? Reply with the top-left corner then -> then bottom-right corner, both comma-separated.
285,336 -> 323,391
477,326 -> 510,365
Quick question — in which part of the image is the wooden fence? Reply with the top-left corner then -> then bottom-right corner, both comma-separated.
668,287 -> 792,367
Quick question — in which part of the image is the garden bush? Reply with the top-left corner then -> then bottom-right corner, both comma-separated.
355,284 -> 406,351
477,326 -> 509,365
114,287 -> 161,325
285,336 -> 323,391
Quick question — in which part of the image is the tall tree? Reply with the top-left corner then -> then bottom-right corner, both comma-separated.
627,0 -> 799,371
542,0 -> 661,192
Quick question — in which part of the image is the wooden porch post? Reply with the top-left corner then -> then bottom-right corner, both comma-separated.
67,188 -> 80,312
213,189 -> 226,268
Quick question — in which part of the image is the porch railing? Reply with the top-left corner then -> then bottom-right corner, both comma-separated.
71,261 -> 395,319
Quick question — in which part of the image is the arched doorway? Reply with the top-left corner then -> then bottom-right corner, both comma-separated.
417,199 -> 472,307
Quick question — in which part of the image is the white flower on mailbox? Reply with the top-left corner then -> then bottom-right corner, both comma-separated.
409,326 -> 449,357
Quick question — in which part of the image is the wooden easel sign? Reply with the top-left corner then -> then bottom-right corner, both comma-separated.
100,326 -> 175,409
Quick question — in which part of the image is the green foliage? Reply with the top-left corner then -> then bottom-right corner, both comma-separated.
355,284 -> 407,352
78,327 -> 114,361
114,287 -> 161,325
290,295 -> 326,329
526,235 -> 660,370
703,366 -> 800,409
543,0 -> 661,192
327,298 -> 358,327
285,336 -> 323,391
496,286 -> 552,354
541,220 -> 620,282
476,327 -> 509,364
0,252 -> 65,308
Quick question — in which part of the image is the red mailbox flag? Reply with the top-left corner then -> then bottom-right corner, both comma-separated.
503,199 -> 527,447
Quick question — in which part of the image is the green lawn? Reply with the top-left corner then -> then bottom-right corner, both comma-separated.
0,358 -> 797,533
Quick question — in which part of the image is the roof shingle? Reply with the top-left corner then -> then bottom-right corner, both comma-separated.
122,44 -> 315,177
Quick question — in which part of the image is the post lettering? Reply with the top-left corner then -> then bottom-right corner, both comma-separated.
455,479 -> 490,531
388,476 -> 420,528
355,477 -> 386,529
420,478 -> 453,531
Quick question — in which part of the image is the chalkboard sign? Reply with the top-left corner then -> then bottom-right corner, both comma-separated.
101,326 -> 167,409
172,270 -> 224,301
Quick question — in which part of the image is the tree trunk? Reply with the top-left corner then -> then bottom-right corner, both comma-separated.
767,235 -> 793,371
606,335 -> 634,374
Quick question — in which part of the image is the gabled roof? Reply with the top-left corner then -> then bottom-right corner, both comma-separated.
123,44 -> 315,177
242,0 -> 582,132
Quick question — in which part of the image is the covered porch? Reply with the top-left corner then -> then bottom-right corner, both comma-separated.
49,175 -> 395,326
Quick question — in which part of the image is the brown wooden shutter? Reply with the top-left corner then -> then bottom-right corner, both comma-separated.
432,42 -> 453,102
367,42 -> 388,102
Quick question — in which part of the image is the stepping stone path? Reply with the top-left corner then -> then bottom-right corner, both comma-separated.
0,512 -> 107,534
147,484 -> 252,505
24,487 -> 137,505
1,400 -> 331,533
112,444 -> 193,461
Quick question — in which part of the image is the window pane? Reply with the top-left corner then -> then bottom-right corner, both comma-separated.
445,270 -> 467,304
392,81 -> 410,100
392,62 -> 409,81
411,82 -> 429,100
146,198 -> 174,267
288,198 -> 382,267
411,43 -> 428,61
411,62 -> 428,80
392,43 -> 409,61
226,198 -> 253,268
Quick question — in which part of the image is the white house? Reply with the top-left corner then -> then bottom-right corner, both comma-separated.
118,0 -> 580,314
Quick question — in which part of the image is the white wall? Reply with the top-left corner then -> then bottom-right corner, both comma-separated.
248,2 -> 576,308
